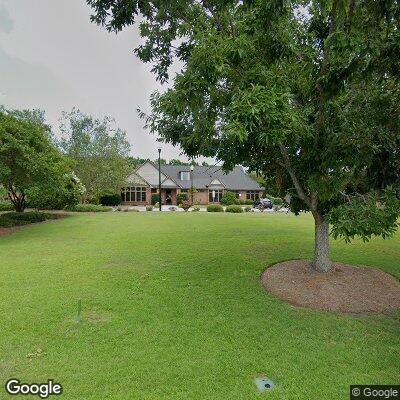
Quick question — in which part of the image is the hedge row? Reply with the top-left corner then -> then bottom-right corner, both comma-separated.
225,205 -> 244,213
0,212 -> 58,227
206,204 -> 245,213
64,204 -> 112,212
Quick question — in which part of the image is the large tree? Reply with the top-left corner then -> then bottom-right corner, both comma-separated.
87,0 -> 400,272
0,110 -> 68,212
59,108 -> 131,202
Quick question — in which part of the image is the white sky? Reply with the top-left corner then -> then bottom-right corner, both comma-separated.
0,0 -> 203,162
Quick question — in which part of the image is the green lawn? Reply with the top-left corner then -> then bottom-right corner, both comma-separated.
0,212 -> 399,399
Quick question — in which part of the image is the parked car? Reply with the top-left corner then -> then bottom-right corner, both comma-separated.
253,198 -> 273,209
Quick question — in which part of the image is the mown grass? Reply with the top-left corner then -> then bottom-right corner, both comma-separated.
0,212 -> 399,399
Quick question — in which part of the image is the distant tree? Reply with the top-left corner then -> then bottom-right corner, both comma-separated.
0,106 -> 46,125
169,158 -> 188,166
88,0 -> 400,273
59,108 -> 131,202
168,159 -> 200,166
0,110 -> 68,212
127,156 -> 149,170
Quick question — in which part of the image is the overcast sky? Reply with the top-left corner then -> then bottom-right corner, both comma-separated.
0,0 -> 200,162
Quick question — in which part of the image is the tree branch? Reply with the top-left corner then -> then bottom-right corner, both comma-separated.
279,144 -> 312,209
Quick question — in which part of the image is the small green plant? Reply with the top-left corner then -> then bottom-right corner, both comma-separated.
207,204 -> 224,212
225,205 -> 244,213
244,206 -> 252,212
192,206 -> 201,212
176,192 -> 188,205
65,204 -> 112,212
220,191 -> 239,206
180,200 -> 191,212
0,201 -> 14,211
151,194 -> 160,205
146,205 -> 153,211
244,199 -> 254,205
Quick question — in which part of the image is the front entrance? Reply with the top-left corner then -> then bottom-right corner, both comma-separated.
155,188 -> 177,205
165,189 -> 173,205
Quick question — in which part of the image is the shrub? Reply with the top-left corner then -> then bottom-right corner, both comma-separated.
176,192 -> 188,205
192,206 -> 200,212
0,201 -> 14,211
169,206 -> 177,211
0,211 -> 57,227
266,194 -> 283,206
180,200 -> 191,212
65,204 -> 112,212
151,194 -> 160,205
26,173 -> 84,210
207,204 -> 223,212
99,192 -> 122,206
220,191 -> 238,206
244,199 -> 254,205
244,206 -> 252,212
146,205 -> 153,211
225,204 -> 244,213
0,186 -> 7,199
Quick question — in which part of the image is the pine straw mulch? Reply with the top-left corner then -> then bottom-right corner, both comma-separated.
261,260 -> 400,314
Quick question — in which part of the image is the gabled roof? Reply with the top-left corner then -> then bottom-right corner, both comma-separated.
159,165 -> 261,190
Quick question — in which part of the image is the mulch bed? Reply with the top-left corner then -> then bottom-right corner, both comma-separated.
261,260 -> 400,314
0,227 -> 19,237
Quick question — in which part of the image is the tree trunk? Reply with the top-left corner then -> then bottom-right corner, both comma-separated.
8,189 -> 25,212
311,216 -> 332,272
14,201 -> 25,212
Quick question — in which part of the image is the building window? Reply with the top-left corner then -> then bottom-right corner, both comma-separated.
246,191 -> 259,201
121,186 -> 147,202
231,190 -> 241,199
180,171 -> 191,181
209,189 -> 223,203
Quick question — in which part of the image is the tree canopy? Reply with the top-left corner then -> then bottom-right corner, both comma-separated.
0,109 -> 68,212
88,0 -> 400,271
59,108 -> 131,201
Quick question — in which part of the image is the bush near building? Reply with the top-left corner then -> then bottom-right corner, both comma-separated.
177,192 -> 188,205
225,205 -> 244,213
151,194 -> 160,205
100,192 -> 122,206
220,191 -> 238,206
207,204 -> 224,212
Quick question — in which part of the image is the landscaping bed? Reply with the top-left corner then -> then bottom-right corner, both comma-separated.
262,260 -> 400,314
0,211 -> 68,229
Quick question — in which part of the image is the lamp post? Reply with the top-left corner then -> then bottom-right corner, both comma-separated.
190,164 -> 194,204
158,148 -> 162,212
